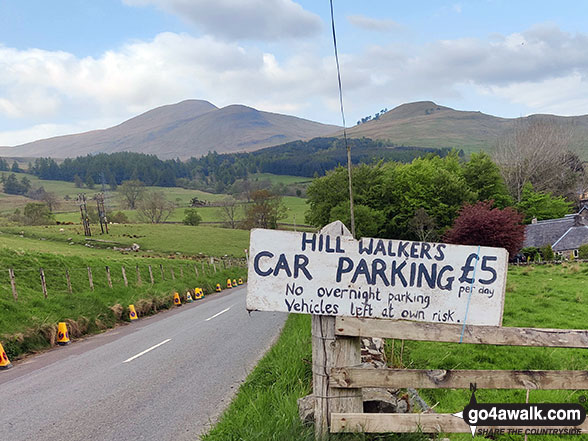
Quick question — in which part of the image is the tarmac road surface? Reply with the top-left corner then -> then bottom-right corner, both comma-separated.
0,284 -> 286,441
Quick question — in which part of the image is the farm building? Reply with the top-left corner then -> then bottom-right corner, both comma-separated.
523,196 -> 588,258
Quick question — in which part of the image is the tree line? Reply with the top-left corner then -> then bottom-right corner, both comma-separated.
13,138 -> 459,194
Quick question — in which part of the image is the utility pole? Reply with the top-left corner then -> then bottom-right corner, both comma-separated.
96,193 -> 109,234
78,194 -> 91,236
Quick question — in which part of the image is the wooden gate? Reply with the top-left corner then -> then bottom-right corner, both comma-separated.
319,316 -> 588,435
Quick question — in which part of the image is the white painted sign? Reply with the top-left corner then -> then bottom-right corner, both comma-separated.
246,226 -> 508,326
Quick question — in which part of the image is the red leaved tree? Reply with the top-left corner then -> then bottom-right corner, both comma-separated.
443,201 -> 525,257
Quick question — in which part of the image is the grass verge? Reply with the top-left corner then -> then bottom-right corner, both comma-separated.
0,247 -> 247,360
203,313 -> 427,441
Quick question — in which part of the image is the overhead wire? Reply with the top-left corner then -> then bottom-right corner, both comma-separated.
329,0 -> 356,238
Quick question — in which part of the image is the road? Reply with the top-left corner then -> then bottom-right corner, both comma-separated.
0,285 -> 286,441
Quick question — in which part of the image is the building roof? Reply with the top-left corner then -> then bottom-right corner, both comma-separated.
552,226 -> 588,252
523,206 -> 588,251
523,217 -> 575,248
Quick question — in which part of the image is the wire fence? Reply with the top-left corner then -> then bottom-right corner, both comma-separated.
0,257 -> 247,301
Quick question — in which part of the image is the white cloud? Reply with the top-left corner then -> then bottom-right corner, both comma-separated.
123,0 -> 322,41
347,15 -> 403,32
2,24 -> 588,146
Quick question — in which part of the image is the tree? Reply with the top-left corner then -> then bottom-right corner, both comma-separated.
26,186 -> 60,212
3,173 -> 28,195
330,202 -> 385,238
382,153 -> 475,240
463,152 -> 512,208
20,176 -> 31,193
444,201 -> 525,257
408,208 -> 437,242
494,118 -> 583,202
0,158 -> 8,171
540,244 -> 554,261
516,183 -> 572,223
578,244 -> 588,260
183,208 -> 202,226
306,164 -> 385,229
119,179 -> 145,209
11,161 -> 20,172
22,203 -> 55,225
242,190 -> 286,229
218,199 -> 239,229
74,174 -> 84,188
137,191 -> 175,223
85,175 -> 95,189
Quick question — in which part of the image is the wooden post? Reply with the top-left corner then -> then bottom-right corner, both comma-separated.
148,265 -> 154,285
39,268 -> 48,299
180,266 -> 183,278
312,221 -> 362,438
105,266 -> 112,288
136,265 -> 142,285
201,261 -> 205,274
87,267 -> 94,291
66,269 -> 72,293
122,266 -> 128,287
160,264 -> 165,280
194,265 -> 199,278
213,260 -> 217,273
312,316 -> 362,438
8,268 -> 18,302
170,267 -> 175,280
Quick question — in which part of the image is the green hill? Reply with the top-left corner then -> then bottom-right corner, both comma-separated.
346,101 -> 588,157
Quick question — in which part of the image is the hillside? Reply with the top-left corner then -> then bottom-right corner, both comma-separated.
0,100 -> 340,160
346,101 -> 588,156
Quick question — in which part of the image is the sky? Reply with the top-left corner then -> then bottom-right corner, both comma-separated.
2,0 -> 588,146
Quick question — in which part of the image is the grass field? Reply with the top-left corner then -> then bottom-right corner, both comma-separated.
1,223 -> 250,257
205,262 -> 588,441
249,173 -> 313,186
1,171 -> 312,227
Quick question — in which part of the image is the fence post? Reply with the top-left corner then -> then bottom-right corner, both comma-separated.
105,266 -> 112,288
312,223 -> 362,438
312,316 -> 362,438
122,266 -> 128,287
194,265 -> 199,278
160,264 -> 165,281
170,267 -> 175,280
39,268 -> 48,299
201,261 -> 205,274
213,260 -> 217,273
8,268 -> 18,302
136,265 -> 142,285
148,265 -> 154,285
66,269 -> 72,293
87,267 -> 94,291
180,266 -> 183,278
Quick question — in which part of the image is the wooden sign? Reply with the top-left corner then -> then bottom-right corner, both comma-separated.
246,227 -> 508,326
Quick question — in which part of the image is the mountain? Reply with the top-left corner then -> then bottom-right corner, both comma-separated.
4,99 -> 588,161
345,101 -> 588,157
0,100 -> 340,160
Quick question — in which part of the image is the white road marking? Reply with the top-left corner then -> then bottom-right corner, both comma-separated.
205,307 -> 231,321
123,338 -> 171,363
